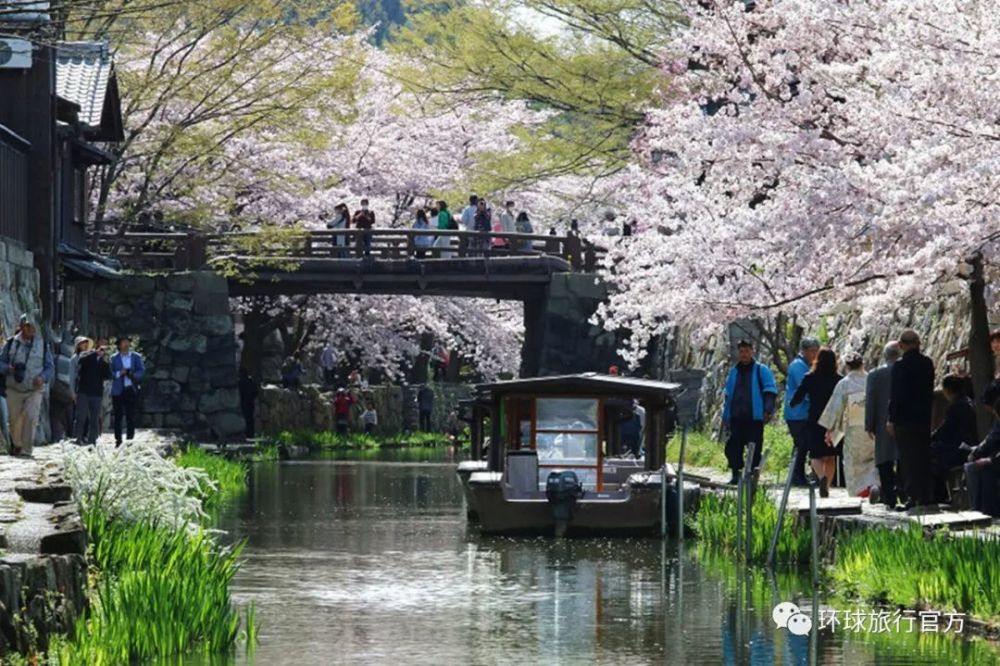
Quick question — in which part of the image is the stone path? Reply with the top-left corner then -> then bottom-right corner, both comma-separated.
681,464 -> 1000,536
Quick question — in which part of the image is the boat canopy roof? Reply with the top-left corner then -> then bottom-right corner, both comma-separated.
476,373 -> 681,402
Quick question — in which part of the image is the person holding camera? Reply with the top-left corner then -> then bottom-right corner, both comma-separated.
73,336 -> 111,445
110,336 -> 145,446
0,314 -> 54,457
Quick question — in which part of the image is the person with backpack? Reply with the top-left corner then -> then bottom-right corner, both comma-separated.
435,200 -> 457,258
0,314 -> 54,456
722,339 -> 778,484
351,198 -> 376,257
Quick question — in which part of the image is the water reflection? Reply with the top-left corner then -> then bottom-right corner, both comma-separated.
202,453 -> 1000,665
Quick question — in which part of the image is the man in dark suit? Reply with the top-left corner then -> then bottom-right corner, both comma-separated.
887,330 -> 936,508
865,342 -> 902,507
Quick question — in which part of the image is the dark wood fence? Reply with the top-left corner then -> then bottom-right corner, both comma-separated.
0,125 -> 29,245
90,228 -> 606,273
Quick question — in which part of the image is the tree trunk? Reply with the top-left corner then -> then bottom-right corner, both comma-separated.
241,308 -> 269,379
967,253 -> 994,438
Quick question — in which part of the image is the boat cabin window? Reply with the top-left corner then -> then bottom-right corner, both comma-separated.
534,397 -> 602,490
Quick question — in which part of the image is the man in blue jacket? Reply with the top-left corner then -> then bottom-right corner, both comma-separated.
723,340 -> 778,484
784,337 -> 820,486
110,336 -> 145,446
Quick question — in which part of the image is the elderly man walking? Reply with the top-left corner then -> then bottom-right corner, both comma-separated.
887,330 -> 935,508
0,315 -> 53,457
722,339 -> 778,485
865,342 -> 902,507
785,337 -> 820,486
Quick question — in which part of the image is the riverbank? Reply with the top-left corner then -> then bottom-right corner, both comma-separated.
271,429 -> 459,451
3,431 -> 255,663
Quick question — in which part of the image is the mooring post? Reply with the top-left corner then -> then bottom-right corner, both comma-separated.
743,442 -> 757,562
660,459 -> 667,538
767,452 -> 798,568
809,481 -> 819,586
676,424 -> 687,540
735,475 -> 744,560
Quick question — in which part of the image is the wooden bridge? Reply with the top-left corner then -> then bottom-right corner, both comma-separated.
91,228 -> 606,300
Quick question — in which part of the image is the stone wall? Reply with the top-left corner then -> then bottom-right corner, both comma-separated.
0,446 -> 88,657
524,273 -> 626,376
255,383 -> 472,436
91,272 -> 245,441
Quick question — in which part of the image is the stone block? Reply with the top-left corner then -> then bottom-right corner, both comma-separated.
121,276 -> 156,295
0,240 -> 7,262
165,310 -> 193,335
15,484 -> 72,504
143,394 -> 179,414
190,273 -> 229,295
197,315 -> 234,336
171,366 -> 190,383
198,388 -> 240,413
113,304 -> 133,319
39,525 -> 87,556
208,411 -> 245,438
155,380 -> 181,395
5,242 -> 32,268
193,292 -> 230,316
208,366 -> 238,389
164,294 -> 194,311
165,273 -> 196,292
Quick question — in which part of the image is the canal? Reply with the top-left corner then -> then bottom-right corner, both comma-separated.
209,450 -> 1000,665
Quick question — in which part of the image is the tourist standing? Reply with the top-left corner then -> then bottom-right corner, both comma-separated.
721,340 -> 778,485
239,366 -> 259,439
361,403 -> 378,434
74,337 -> 111,445
110,336 -> 144,447
983,329 -> 1000,411
435,200 -> 456,257
281,353 -> 304,388
515,211 -> 533,251
887,329 -> 936,508
352,198 -> 375,257
865,342 -> 902,507
327,203 -> 351,257
473,199 -> 491,253
320,344 -> 336,386
965,399 -> 1000,516
333,388 -> 355,435
785,337 -> 820,486
495,201 -> 515,249
0,315 -> 53,456
461,195 -> 478,231
417,384 -> 434,432
413,208 -> 433,254
790,348 -> 843,497
819,352 -> 874,496
930,374 -> 979,503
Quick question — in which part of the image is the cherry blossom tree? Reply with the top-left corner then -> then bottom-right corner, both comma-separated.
599,0 -> 1000,384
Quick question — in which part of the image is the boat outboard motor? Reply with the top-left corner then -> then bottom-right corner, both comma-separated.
545,470 -> 584,537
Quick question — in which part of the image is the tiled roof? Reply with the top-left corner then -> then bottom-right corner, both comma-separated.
55,41 -> 113,129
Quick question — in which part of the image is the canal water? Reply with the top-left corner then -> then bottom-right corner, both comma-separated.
209,450 -> 1000,665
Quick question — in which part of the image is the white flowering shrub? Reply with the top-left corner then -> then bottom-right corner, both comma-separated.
62,441 -> 217,531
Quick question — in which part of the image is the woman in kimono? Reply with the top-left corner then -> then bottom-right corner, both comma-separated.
819,352 -> 877,496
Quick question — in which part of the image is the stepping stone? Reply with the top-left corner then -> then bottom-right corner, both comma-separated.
14,483 -> 72,504
795,497 -> 863,515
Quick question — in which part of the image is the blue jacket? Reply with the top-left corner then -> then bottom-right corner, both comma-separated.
784,355 -> 810,422
110,351 -> 145,396
723,360 -> 778,422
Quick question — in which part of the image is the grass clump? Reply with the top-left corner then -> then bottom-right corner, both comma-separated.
274,429 -> 453,450
176,447 -> 248,504
831,525 -> 1000,623
691,490 -> 812,566
670,423 -> 794,479
53,509 -> 250,664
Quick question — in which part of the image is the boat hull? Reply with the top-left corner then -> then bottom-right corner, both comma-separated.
468,472 -> 665,537
456,460 -> 489,520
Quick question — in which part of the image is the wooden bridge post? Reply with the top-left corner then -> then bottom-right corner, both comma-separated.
457,232 -> 469,258
563,233 -> 582,270
182,233 -> 207,270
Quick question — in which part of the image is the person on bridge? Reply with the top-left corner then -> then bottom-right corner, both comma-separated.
461,195 -> 478,231
352,199 -> 375,257
514,211 -> 533,251
473,199 -> 491,253
413,208 -> 432,255
721,339 -> 778,486
435,200 -> 456,257
330,203 -> 352,258
111,336 -> 145,447
495,201 -> 515,249
0,314 -> 54,456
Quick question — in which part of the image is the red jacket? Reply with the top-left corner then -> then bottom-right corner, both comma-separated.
334,394 -> 355,416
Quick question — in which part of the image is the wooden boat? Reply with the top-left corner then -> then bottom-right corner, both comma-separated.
457,373 -> 681,536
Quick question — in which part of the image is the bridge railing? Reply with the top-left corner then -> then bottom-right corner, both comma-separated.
90,228 -> 605,272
